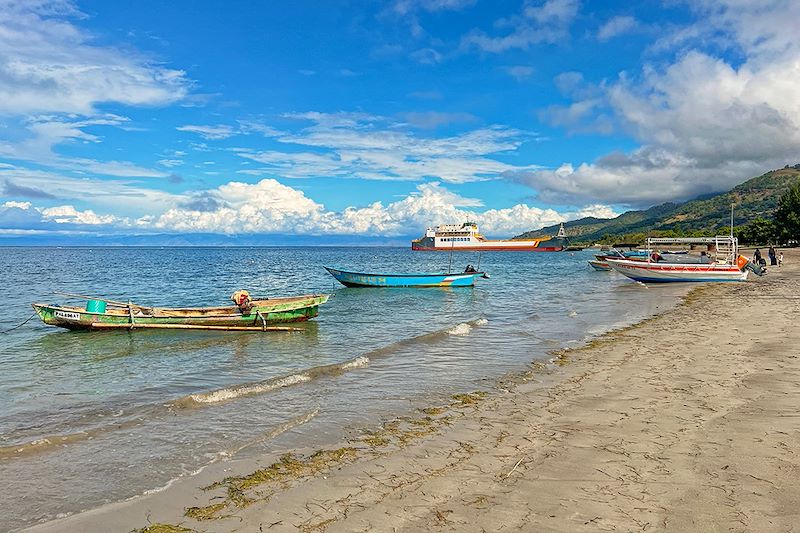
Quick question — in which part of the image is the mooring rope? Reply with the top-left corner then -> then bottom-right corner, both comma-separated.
0,313 -> 37,334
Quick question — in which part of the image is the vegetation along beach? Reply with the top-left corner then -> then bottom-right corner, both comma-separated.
3,1 -> 800,532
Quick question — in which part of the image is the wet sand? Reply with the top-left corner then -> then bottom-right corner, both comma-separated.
29,251 -> 800,532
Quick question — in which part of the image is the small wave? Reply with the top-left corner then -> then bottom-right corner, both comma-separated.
141,476 -> 182,497
175,356 -> 372,407
447,317 -> 488,336
340,356 -> 370,370
358,317 -> 489,358
0,418 -> 141,459
0,437 -> 56,459
183,374 -> 312,405
1,361 -> 356,460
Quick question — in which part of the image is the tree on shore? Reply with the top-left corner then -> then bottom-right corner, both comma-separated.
775,182 -> 800,243
734,217 -> 777,245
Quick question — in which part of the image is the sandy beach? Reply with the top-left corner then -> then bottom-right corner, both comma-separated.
28,251 -> 800,533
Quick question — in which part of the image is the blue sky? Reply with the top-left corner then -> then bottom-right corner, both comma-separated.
1,0 -> 799,241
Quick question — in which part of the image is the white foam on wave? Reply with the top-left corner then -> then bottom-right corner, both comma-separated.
447,317 -> 488,336
189,373 -> 312,404
140,476 -> 181,496
340,356 -> 370,370
447,323 -> 473,336
185,356 -> 372,406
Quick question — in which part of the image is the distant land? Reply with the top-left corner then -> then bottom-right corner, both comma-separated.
0,233 -> 413,247
515,165 -> 800,244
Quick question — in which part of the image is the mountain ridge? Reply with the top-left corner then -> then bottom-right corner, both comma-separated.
515,165 -> 800,243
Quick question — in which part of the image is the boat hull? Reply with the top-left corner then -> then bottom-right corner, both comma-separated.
605,259 -> 748,283
32,295 -> 330,331
412,221 -> 568,252
411,243 -> 564,252
588,260 -> 611,271
325,267 -> 485,287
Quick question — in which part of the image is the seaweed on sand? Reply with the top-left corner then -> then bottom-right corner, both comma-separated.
450,391 -> 487,406
132,524 -> 196,533
184,502 -> 227,521
185,447 -> 359,521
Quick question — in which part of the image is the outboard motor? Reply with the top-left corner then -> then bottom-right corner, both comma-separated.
737,255 -> 765,276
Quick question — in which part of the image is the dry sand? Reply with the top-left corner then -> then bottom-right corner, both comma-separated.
29,251 -> 800,533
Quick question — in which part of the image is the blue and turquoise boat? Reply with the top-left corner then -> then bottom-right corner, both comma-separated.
324,267 -> 489,288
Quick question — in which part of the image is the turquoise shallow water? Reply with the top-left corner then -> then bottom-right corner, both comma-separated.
0,246 -> 689,530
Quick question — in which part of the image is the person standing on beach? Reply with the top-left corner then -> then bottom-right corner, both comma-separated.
754,248 -> 762,265
769,246 -> 777,265
779,252 -> 784,266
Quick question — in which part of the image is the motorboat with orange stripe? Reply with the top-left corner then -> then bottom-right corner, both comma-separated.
605,236 -> 764,283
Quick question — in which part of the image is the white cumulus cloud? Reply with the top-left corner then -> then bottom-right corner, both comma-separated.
146,179 -> 582,236
520,0 -> 800,207
41,205 -> 121,225
2,173 -> 615,236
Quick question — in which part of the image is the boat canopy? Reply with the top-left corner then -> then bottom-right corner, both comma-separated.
646,236 -> 736,244
645,235 -> 739,265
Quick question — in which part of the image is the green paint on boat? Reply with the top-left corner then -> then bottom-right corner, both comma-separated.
32,294 -> 330,332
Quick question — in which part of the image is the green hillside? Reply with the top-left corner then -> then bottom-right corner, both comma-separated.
515,165 -> 800,244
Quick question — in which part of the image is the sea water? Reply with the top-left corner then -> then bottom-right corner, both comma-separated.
0,247 -> 689,530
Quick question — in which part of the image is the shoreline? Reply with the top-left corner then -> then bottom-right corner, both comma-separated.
26,253 -> 800,532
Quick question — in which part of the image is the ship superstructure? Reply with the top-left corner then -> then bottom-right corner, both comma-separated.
411,222 -> 566,252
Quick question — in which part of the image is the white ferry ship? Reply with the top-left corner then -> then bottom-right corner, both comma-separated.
411,222 -> 566,252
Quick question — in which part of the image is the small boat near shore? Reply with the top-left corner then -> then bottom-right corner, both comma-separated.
32,292 -> 330,331
607,259 -> 749,282
588,246 -> 647,271
605,236 -> 760,283
588,259 -> 612,271
324,267 -> 489,288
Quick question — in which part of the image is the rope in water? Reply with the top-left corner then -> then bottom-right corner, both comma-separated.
0,313 -> 37,334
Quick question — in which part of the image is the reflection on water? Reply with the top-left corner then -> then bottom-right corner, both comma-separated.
32,322 -> 321,364
0,247 -> 690,531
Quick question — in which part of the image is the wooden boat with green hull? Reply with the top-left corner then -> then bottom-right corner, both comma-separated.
32,294 -> 330,332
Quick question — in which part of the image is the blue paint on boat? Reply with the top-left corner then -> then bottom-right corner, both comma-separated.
324,267 -> 488,288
